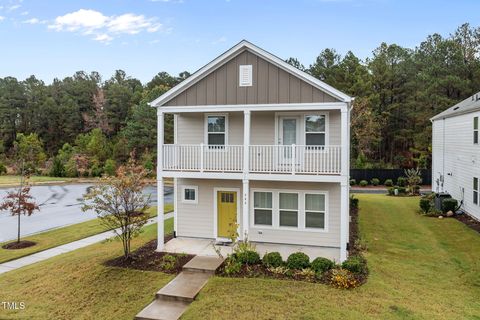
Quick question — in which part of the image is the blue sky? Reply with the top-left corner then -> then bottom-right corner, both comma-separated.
0,0 -> 479,84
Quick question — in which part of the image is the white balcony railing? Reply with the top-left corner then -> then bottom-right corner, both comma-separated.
162,144 -> 341,175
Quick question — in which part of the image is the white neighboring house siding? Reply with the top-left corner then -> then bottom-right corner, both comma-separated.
432,112 -> 480,220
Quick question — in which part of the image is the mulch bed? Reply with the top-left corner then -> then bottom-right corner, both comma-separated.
2,240 -> 36,250
454,214 -> 480,234
105,236 -> 195,274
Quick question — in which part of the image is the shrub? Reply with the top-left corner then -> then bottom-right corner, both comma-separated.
224,258 -> 242,275
286,252 -> 310,270
90,163 -> 103,177
0,162 -> 7,175
349,179 -> 356,186
342,255 -> 368,275
397,176 -> 407,187
384,179 -> 393,187
49,157 -> 65,177
160,254 -> 177,271
387,187 -> 395,196
359,180 -> 368,187
350,195 -> 359,209
328,268 -> 358,289
262,252 -> 283,268
370,178 -> 380,186
419,197 -> 431,214
237,250 -> 261,265
103,159 -> 116,176
442,198 -> 458,213
311,257 -> 335,273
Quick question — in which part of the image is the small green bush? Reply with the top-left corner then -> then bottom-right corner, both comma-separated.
349,179 -> 356,186
370,178 -> 380,186
384,179 -> 393,187
262,252 -> 283,268
342,255 -> 368,275
350,195 -> 359,209
311,257 -> 335,273
49,157 -> 65,177
90,163 -> 103,177
359,180 -> 368,187
286,252 -> 310,270
419,197 -> 431,214
160,254 -> 177,271
103,159 -> 116,176
442,198 -> 458,213
224,258 -> 242,275
397,176 -> 407,187
237,250 -> 261,265
387,187 -> 395,196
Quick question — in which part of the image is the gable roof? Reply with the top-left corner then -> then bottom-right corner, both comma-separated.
149,40 -> 352,107
431,92 -> 480,121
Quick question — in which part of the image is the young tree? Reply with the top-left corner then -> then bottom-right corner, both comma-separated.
82,158 -> 150,259
0,172 -> 39,244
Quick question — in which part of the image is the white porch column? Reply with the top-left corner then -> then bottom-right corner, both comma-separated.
339,107 -> 350,262
156,110 -> 165,252
242,110 -> 251,240
242,179 -> 249,240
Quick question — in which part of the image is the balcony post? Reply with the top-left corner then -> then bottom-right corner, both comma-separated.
200,143 -> 204,172
339,106 -> 349,262
292,144 -> 296,175
156,110 -> 165,252
243,110 -> 251,175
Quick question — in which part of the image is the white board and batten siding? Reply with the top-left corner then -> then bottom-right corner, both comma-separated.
432,111 -> 480,220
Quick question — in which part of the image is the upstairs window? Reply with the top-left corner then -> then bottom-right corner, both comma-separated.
474,178 -> 479,205
474,117 -> 478,144
305,115 -> 326,146
206,115 -> 227,146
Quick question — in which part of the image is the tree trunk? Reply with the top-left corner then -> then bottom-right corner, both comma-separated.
17,213 -> 20,243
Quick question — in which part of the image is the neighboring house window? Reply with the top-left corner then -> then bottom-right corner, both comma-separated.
206,115 -> 227,146
305,193 -> 326,229
474,117 -> 479,144
253,192 -> 272,226
305,115 -> 326,146
279,193 -> 298,227
181,186 -> 198,204
474,178 -> 479,205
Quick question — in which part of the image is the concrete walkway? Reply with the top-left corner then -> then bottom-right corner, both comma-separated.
0,212 -> 173,275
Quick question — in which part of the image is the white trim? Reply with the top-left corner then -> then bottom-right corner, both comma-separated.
158,102 -> 347,114
213,187 -> 241,241
204,113 -> 229,146
250,188 -> 329,233
181,185 -> 198,204
274,111 -> 330,147
149,40 -> 352,107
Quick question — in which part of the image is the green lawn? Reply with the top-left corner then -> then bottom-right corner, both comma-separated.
0,219 -> 174,320
0,204 -> 173,264
0,175 -> 92,187
182,194 -> 480,319
1,195 -> 479,319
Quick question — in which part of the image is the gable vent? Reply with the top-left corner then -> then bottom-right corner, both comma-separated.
239,65 -> 252,87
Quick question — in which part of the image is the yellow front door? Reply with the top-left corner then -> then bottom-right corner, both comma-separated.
217,191 -> 237,238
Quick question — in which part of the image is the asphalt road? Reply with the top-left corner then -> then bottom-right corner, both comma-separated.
0,184 -> 173,243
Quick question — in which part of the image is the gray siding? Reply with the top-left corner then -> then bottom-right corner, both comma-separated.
165,50 -> 339,106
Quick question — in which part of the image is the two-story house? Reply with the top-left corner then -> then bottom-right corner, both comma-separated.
150,40 -> 353,262
431,92 -> 480,220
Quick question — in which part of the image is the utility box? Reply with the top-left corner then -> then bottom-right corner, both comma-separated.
435,193 -> 451,210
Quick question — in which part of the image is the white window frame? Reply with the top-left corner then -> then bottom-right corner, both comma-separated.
204,113 -> 229,148
249,188 -> 329,233
278,192 -> 300,229
181,185 -> 198,204
474,116 -> 479,145
304,114 -> 328,148
274,111 -> 329,147
474,177 -> 479,205
252,191 -> 273,227
304,192 -> 328,230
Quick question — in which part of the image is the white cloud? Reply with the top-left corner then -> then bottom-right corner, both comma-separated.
0,16 -> 4,21
20,11 -> 28,15
7,4 -> 20,11
22,18 -> 47,24
212,36 -> 227,44
48,9 -> 166,43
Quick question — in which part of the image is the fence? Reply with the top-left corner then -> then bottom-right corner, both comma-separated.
350,169 -> 431,185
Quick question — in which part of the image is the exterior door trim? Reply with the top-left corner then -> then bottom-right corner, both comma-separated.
213,187 -> 241,241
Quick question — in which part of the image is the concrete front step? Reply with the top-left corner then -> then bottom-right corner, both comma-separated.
182,256 -> 224,274
156,271 -> 211,302
135,299 -> 189,320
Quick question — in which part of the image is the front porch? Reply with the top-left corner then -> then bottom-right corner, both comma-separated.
163,237 -> 341,261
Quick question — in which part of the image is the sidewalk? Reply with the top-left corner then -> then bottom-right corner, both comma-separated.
0,212 -> 173,275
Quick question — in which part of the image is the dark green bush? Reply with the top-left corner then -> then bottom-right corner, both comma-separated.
311,257 -> 335,273
350,195 -> 359,209
387,187 -> 395,195
370,178 -> 380,186
262,252 -> 283,268
286,252 -> 310,269
342,255 -> 368,275
442,198 -> 458,213
237,250 -> 261,265
90,163 -> 103,177
0,162 -> 7,175
384,179 -> 393,187
349,179 -> 356,186
359,180 -> 368,187
397,177 -> 407,187
419,197 -> 431,214
397,186 -> 407,194
49,157 -> 65,177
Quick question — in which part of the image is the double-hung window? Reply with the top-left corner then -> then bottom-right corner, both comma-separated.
305,193 -> 326,229
474,117 -> 479,144
253,192 -> 273,226
207,115 -> 227,146
305,115 -> 326,147
474,178 -> 479,205
279,193 -> 299,227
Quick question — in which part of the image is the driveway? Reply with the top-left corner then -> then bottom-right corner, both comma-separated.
0,184 -> 173,242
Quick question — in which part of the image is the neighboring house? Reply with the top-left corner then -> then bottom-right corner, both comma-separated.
431,92 -> 480,220
150,40 -> 353,262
